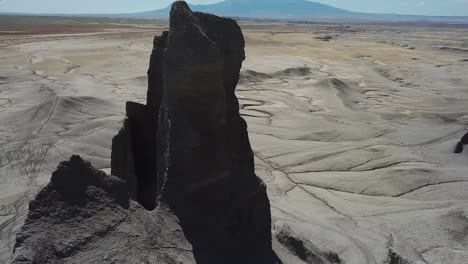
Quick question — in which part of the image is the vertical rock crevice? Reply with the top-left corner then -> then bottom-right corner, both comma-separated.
111,101 -> 158,210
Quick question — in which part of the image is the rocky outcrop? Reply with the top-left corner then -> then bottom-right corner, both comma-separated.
12,1 -> 276,263
155,1 -> 274,263
11,156 -> 130,263
454,132 -> 468,153
12,156 -> 196,264
275,225 -> 341,264
387,250 -> 412,264
384,235 -> 428,264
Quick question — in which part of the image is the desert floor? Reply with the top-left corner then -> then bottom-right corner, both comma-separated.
1,16 -> 468,264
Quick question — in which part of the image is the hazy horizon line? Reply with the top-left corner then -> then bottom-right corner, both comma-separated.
1,0 -> 468,18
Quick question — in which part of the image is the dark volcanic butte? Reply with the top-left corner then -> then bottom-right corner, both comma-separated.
155,3 -> 275,262
11,1 -> 277,263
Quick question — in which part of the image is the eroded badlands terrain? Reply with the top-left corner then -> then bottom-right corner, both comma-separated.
1,16 -> 468,263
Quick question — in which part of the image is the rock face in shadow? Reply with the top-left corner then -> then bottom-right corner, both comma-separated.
111,103 -> 159,210
147,31 -> 168,108
11,156 -> 130,263
12,156 -> 197,264
12,1 -> 276,263
111,24 -> 168,211
155,1 -> 274,263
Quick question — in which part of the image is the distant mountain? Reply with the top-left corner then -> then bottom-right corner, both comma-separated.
137,0 -> 353,19
2,0 -> 468,23
122,0 -> 468,23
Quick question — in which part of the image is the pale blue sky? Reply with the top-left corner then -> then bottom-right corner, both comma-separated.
1,0 -> 468,16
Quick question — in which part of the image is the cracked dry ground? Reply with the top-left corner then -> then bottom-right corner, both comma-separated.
1,19 -> 468,264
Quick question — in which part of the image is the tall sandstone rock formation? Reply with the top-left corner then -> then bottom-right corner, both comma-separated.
156,2 -> 274,262
113,1 -> 274,261
12,1 -> 276,263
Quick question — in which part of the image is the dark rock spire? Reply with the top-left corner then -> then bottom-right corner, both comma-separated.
156,1 -> 274,262
12,1 -> 277,263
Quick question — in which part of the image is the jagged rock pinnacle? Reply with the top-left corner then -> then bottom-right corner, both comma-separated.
12,2 -> 276,263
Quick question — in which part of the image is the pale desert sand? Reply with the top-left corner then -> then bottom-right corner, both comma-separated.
1,17 -> 468,263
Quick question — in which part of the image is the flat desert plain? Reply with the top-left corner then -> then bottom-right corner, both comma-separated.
1,16 -> 468,264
